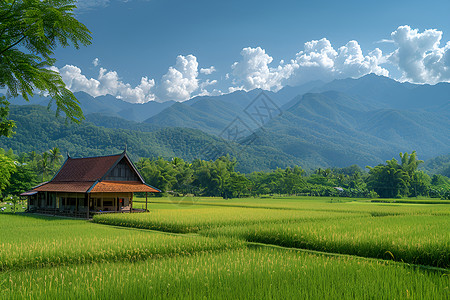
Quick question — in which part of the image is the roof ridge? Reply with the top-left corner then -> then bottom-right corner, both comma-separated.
66,153 -> 123,160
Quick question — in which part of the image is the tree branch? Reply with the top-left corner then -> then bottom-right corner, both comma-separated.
0,35 -> 26,56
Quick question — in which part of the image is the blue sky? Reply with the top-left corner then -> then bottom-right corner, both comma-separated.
51,0 -> 450,103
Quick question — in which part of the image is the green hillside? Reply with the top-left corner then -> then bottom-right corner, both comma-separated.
422,154 -> 450,176
0,105 -> 219,161
0,105 -> 299,172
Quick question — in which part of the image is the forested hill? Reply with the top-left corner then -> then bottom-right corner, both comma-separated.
2,105 -> 449,173
0,105 -> 300,172
0,105 -> 220,163
2,74 -> 449,171
422,154 -> 450,177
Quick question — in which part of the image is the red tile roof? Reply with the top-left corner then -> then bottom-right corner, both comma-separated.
90,181 -> 160,193
52,154 -> 122,182
22,152 -> 161,195
34,182 -> 95,193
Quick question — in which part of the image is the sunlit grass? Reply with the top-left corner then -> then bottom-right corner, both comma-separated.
1,196 -> 449,299
202,215 -> 450,268
1,248 -> 448,300
0,214 -> 244,271
93,207 -> 364,233
137,195 -> 450,216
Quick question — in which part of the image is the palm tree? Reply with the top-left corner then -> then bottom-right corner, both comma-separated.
49,147 -> 63,171
28,151 -> 37,162
49,147 -> 62,164
40,152 -> 50,181
399,151 -> 423,177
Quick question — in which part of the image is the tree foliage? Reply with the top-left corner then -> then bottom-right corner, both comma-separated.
1,147 -> 448,200
0,151 -> 16,192
0,147 -> 58,197
0,96 -> 15,137
0,0 -> 91,136
366,152 -> 431,198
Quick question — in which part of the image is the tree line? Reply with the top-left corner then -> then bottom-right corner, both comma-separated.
1,148 -> 449,200
134,151 -> 449,199
0,147 -> 63,199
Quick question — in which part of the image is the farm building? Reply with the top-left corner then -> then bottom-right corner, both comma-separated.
21,150 -> 160,218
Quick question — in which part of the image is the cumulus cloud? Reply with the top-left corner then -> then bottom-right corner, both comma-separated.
388,25 -> 450,84
156,54 -> 200,101
231,40 -> 388,91
200,66 -> 216,75
54,25 -> 450,103
195,79 -> 218,96
231,47 -> 294,91
52,54 -> 223,102
230,25 -> 450,91
53,65 -> 156,103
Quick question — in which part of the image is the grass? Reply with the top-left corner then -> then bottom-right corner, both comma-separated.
1,197 -> 449,299
372,199 -> 450,204
136,195 -> 450,216
93,207 -> 364,233
1,248 -> 448,300
0,214 -> 244,271
202,215 -> 450,268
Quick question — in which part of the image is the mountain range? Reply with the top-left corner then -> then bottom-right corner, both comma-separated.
2,74 -> 449,172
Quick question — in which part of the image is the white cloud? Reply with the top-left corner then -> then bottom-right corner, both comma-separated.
228,86 -> 245,93
200,66 -> 216,75
54,65 -> 156,103
334,41 -> 388,79
376,39 -> 394,44
231,40 -> 388,92
55,65 -> 101,96
54,25 -> 450,104
53,54 -> 218,103
231,47 -> 294,91
195,79 -> 218,97
388,25 -> 450,84
156,54 -> 200,101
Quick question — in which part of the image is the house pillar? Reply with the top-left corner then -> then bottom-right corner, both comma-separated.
86,194 -> 90,219
130,193 -> 133,213
53,193 -> 56,216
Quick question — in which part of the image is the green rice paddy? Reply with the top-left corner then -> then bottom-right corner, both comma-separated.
2,248 -> 448,300
0,214 -> 243,271
1,196 -> 449,299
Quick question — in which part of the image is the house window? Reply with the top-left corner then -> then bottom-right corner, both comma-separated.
103,200 -> 113,206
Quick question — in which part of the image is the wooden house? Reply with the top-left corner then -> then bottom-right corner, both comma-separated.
21,150 -> 160,218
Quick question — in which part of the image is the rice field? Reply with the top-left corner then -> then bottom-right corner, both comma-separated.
0,214 -> 243,271
202,215 -> 450,268
1,197 -> 449,299
93,207 -> 364,233
1,248 -> 448,300
137,195 -> 450,216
